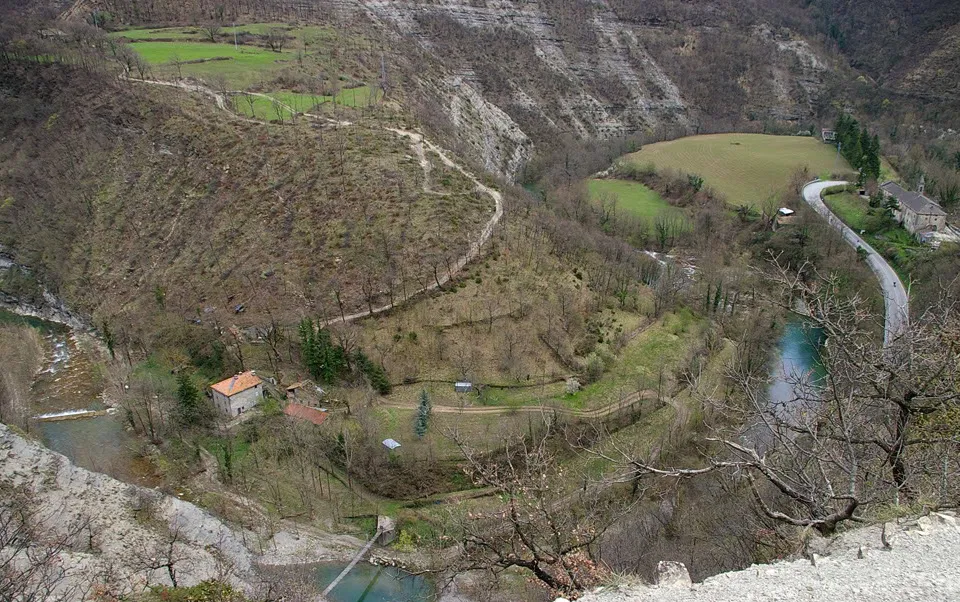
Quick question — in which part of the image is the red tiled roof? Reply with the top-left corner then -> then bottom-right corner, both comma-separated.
284,403 -> 328,426
211,371 -> 263,397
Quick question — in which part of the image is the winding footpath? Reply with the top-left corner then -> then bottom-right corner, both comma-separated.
132,78 -> 503,326
381,388 -> 654,418
801,181 -> 909,345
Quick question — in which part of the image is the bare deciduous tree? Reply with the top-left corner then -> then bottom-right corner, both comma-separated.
265,28 -> 287,52
202,22 -> 221,43
0,483 -> 91,602
606,260 -> 960,536
443,418 -> 630,598
132,515 -> 192,587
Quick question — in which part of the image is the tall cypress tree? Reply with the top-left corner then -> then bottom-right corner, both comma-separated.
857,128 -> 871,169
176,372 -> 210,428
866,134 -> 882,180
414,389 -> 431,438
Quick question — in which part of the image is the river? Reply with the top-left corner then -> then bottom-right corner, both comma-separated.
767,319 -> 824,413
1,308 -> 162,487
4,308 -> 820,597
316,562 -> 433,602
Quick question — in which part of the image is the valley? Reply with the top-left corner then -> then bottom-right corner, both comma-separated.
1,2 -> 960,602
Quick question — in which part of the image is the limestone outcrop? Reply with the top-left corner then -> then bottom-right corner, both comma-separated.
568,513 -> 960,601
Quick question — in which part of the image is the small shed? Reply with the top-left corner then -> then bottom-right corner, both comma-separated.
777,208 -> 795,216
454,381 -> 473,393
382,438 -> 401,450
821,129 -> 837,143
376,515 -> 397,546
286,380 -> 325,406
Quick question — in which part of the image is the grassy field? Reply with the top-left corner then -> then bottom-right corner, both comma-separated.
626,133 -> 854,207
112,22 -> 382,120
111,23 -> 334,41
131,41 -> 294,88
823,189 -> 925,281
234,86 -> 380,121
823,190 -> 870,231
587,179 -> 682,221
232,87 -> 380,120
555,309 -> 704,409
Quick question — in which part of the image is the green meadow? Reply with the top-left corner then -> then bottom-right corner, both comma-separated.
626,133 -> 854,207
587,178 -> 681,221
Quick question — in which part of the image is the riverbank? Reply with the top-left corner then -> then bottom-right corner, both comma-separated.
0,422 -> 377,597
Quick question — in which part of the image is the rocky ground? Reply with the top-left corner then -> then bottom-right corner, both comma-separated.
571,513 -> 960,602
0,423 -> 363,599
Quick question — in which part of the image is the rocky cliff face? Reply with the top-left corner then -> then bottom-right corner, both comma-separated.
334,0 -> 838,178
81,0 -> 838,179
0,423 -> 363,597
0,423 -> 258,595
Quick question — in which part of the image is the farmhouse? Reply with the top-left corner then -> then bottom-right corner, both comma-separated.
880,181 -> 947,235
211,371 -> 263,417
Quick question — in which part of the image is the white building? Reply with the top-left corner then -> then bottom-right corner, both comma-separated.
211,371 -> 263,417
880,181 -> 947,236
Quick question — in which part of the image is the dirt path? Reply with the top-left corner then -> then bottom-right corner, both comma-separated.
381,388 -> 655,419
132,77 -> 504,326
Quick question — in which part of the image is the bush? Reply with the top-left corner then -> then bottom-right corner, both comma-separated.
143,581 -> 246,602
393,529 -> 416,552
583,354 -> 605,384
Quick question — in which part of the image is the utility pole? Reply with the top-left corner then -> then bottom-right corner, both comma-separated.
233,23 -> 238,51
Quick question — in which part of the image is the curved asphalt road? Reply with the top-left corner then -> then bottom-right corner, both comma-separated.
801,181 -> 909,345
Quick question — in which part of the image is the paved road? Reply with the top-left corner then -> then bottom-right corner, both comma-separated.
801,181 -> 909,345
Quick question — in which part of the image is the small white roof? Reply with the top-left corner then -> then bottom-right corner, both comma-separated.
382,438 -> 401,450
778,207 -> 796,216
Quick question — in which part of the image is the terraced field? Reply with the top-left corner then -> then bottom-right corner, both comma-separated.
112,23 -> 378,108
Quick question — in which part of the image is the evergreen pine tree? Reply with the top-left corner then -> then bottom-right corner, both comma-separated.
847,125 -> 863,167
414,389 -> 431,438
354,350 -> 391,395
857,128 -> 871,169
298,318 -> 320,380
866,134 -> 882,180
176,371 -> 210,428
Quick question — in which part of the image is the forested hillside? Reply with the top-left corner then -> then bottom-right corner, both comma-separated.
0,62 -> 490,338
805,0 -> 960,101
31,0 -> 953,179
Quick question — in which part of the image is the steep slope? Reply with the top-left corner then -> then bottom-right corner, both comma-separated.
51,0 -> 845,178
338,0 -> 840,176
805,0 -> 960,95
28,0 -> 960,180
0,423 -> 257,594
573,514 -> 960,602
0,63 -> 491,329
